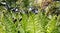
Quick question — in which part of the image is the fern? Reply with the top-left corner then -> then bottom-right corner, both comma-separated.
0,0 -> 60,33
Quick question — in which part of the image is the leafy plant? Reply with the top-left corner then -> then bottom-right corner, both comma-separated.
0,0 -> 60,33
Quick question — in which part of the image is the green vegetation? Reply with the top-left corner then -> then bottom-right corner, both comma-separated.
0,0 -> 60,33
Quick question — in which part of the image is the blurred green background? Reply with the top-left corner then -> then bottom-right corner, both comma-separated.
0,0 -> 60,33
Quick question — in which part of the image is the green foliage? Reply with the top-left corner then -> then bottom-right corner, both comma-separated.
45,1 -> 60,15
0,0 -> 60,33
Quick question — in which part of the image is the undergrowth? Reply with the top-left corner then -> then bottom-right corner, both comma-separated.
0,0 -> 60,33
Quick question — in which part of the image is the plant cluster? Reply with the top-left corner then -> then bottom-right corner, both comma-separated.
0,0 -> 60,33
